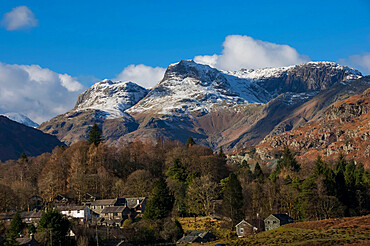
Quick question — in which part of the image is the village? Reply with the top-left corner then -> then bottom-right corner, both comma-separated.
0,191 -> 296,246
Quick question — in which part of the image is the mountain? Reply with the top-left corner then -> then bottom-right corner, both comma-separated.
1,112 -> 39,127
38,60 -> 367,152
256,87 -> 370,167
0,116 -> 63,162
39,80 -> 148,144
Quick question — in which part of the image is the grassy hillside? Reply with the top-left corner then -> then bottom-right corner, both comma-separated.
178,216 -> 370,245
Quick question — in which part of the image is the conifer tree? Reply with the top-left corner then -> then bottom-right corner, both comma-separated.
221,173 -> 243,224
185,137 -> 195,148
88,123 -> 102,146
253,162 -> 264,183
7,211 -> 25,241
144,178 -> 174,220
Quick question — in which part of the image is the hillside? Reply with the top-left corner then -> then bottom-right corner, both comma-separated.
256,87 -> 370,168
0,116 -> 63,162
182,216 -> 370,246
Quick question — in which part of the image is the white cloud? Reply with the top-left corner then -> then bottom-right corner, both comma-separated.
0,62 -> 84,123
194,35 -> 310,71
338,52 -> 370,75
115,64 -> 166,88
1,6 -> 38,31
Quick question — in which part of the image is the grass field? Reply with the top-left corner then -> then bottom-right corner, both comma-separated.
177,215 -> 370,245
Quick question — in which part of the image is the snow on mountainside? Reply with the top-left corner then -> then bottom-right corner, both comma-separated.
38,60 -> 366,148
127,60 -> 272,116
1,112 -> 39,127
227,61 -> 361,81
74,79 -> 148,119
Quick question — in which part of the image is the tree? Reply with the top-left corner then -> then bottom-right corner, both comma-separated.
186,175 -> 219,216
38,209 -> 70,246
88,123 -> 102,146
185,137 -> 195,148
144,178 -> 174,220
253,162 -> 264,183
220,173 -> 243,224
7,211 -> 25,242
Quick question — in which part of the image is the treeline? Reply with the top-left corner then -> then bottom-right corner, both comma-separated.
0,136 -> 369,224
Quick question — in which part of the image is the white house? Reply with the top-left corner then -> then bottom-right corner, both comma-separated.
58,206 -> 92,223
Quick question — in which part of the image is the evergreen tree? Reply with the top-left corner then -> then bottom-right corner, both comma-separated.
185,137 -> 195,148
7,211 -> 25,242
19,152 -> 28,163
144,178 -> 174,220
276,147 -> 300,173
221,173 -> 243,225
253,162 -> 264,183
38,209 -> 70,246
218,146 -> 226,158
88,123 -> 102,146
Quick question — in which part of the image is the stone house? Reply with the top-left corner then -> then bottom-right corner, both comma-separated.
264,214 -> 293,231
100,206 -> 130,227
235,219 -> 265,237
125,197 -> 146,215
20,211 -> 43,226
90,198 -> 126,216
58,205 -> 92,223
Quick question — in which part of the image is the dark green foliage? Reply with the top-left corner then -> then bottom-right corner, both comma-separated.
185,137 -> 195,148
165,159 -> 187,182
276,147 -> 300,173
253,162 -> 264,183
88,123 -> 102,146
38,209 -> 70,246
144,178 -> 174,220
6,211 -> 25,243
28,223 -> 36,235
221,173 -> 243,224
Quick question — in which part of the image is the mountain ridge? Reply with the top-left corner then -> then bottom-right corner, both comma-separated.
38,60 -> 367,152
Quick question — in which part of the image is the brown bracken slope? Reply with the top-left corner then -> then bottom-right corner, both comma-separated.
256,88 -> 370,168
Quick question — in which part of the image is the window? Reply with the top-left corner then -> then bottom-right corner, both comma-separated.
240,228 -> 244,234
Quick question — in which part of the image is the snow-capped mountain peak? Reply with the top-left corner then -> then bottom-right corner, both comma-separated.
1,112 -> 39,127
73,80 -> 148,118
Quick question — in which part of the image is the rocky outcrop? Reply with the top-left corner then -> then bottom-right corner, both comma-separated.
256,88 -> 370,167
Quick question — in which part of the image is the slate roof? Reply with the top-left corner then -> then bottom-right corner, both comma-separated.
101,206 -> 127,213
177,230 -> 215,244
125,197 -> 145,209
91,199 -> 117,206
271,214 -> 293,221
20,211 -> 43,219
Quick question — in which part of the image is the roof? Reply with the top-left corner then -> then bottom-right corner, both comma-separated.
0,212 -> 14,220
91,199 -> 117,206
235,219 -> 253,227
267,214 -> 293,221
20,211 -> 43,219
125,197 -> 146,209
101,206 -> 127,213
16,237 -> 39,246
57,206 -> 86,211
177,231 -> 214,244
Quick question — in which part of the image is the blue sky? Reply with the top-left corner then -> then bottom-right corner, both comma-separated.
1,0 -> 369,81
0,0 -> 369,122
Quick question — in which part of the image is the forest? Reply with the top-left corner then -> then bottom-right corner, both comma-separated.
0,126 -> 369,244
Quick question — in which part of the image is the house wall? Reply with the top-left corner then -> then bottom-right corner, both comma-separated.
264,216 -> 281,231
236,223 -> 253,237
